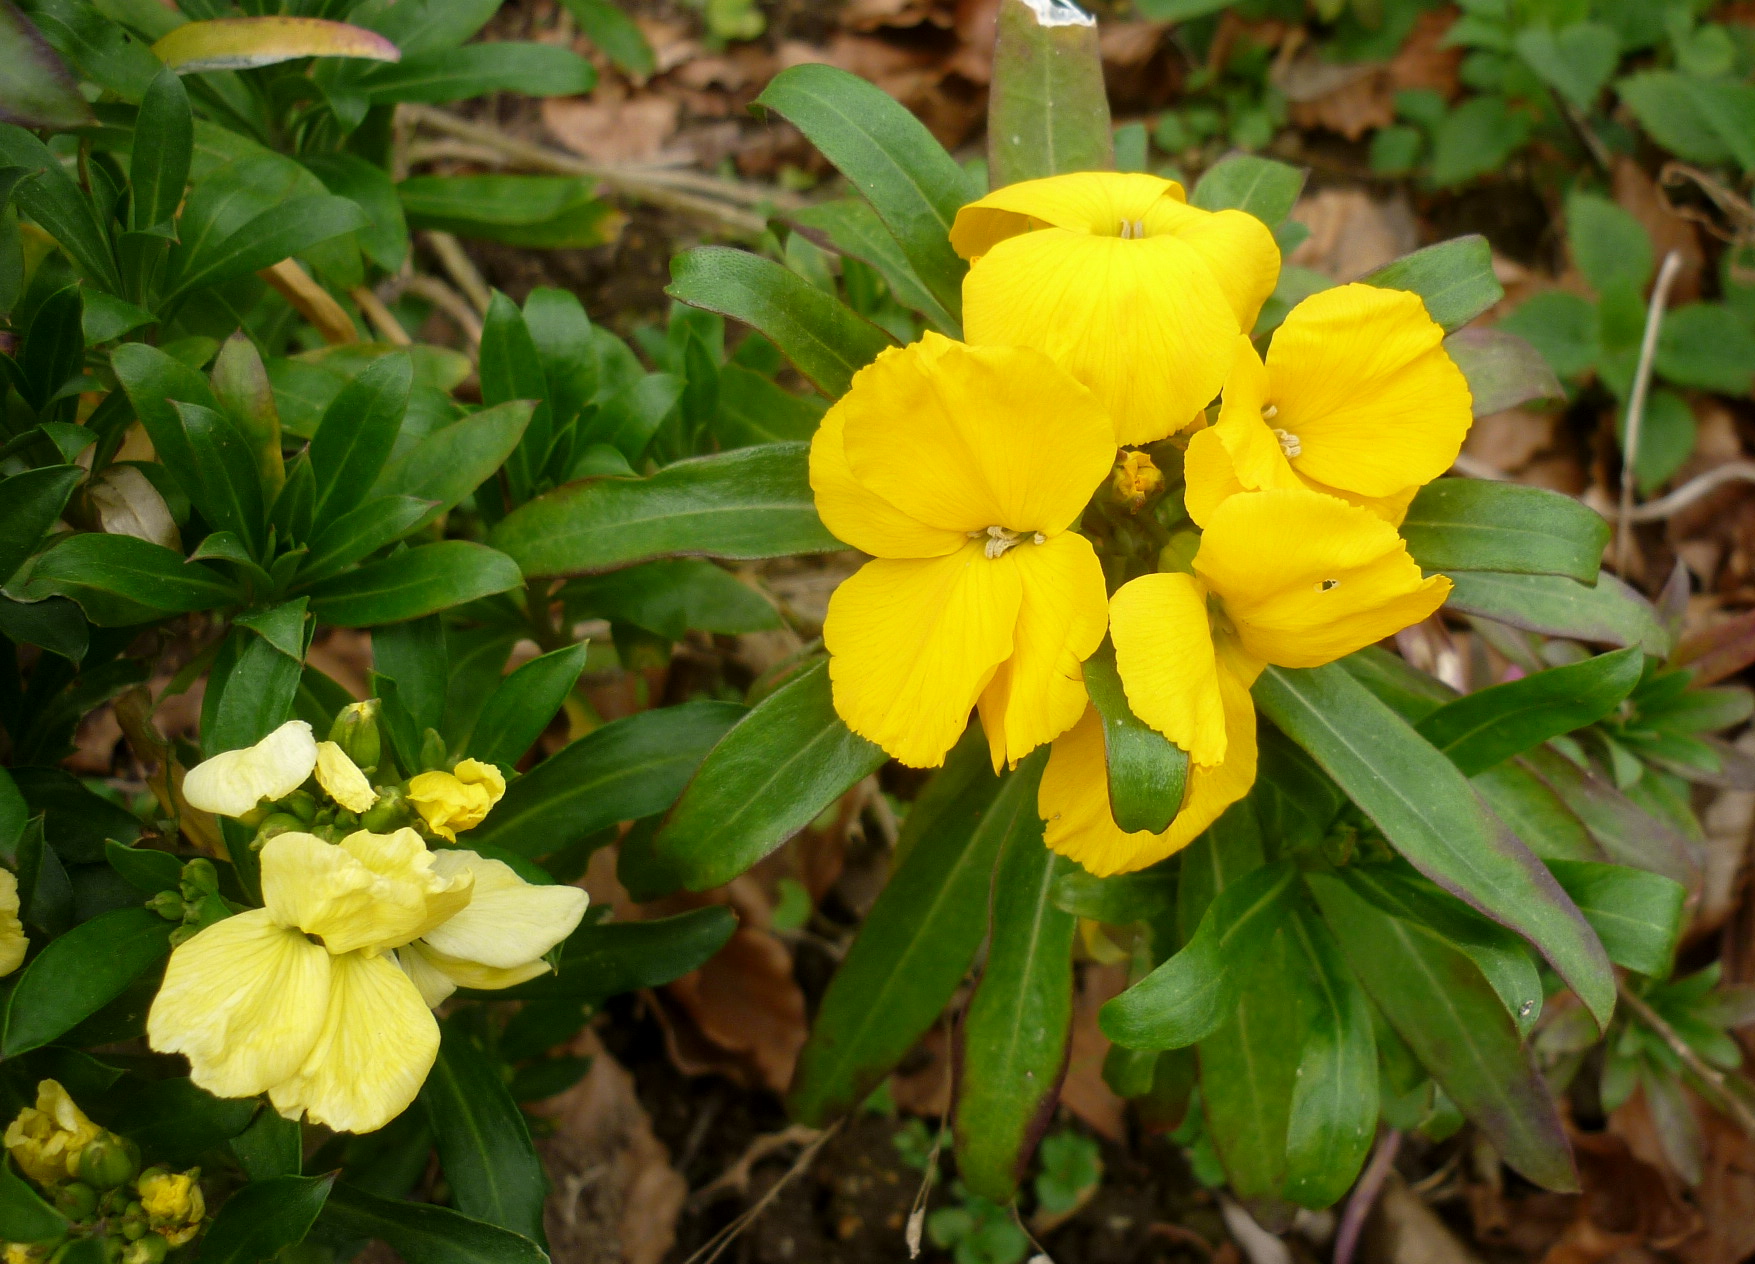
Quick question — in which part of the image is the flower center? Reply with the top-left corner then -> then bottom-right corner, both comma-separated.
971,525 -> 1045,559
1273,428 -> 1302,458
1118,219 -> 1147,239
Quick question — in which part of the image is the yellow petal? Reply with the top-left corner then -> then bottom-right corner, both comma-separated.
403,940 -> 550,1006
315,741 -> 377,814
268,949 -> 438,1134
147,908 -> 330,1098
810,364 -> 966,559
825,541 -> 1022,768
0,870 -> 25,977
839,333 -> 1115,538
1182,428 -> 1245,529
1267,283 -> 1473,498
405,760 -> 508,842
340,827 -> 475,945
419,850 -> 588,969
261,830 -> 472,955
949,171 -> 1185,259
4,1080 -> 103,1185
1038,674 -> 1258,877
976,532 -> 1108,771
964,230 -> 1238,446
397,942 -> 460,1008
181,720 -> 316,818
1195,487 -> 1451,668
1109,572 -> 1227,765
1298,475 -> 1422,526
1144,200 -> 1281,333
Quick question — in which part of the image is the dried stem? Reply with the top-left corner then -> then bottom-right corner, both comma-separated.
1617,977 -> 1755,1139
1616,249 -> 1686,574
681,1119 -> 843,1264
1334,1129 -> 1401,1264
423,230 -> 493,315
399,274 -> 484,345
350,285 -> 413,346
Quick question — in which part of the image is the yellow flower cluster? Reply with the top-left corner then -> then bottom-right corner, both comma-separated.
811,171 -> 1472,876
3,1080 -> 103,1185
151,721 -> 588,1133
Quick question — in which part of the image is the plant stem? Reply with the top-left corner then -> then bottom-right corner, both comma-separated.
1616,249 -> 1685,575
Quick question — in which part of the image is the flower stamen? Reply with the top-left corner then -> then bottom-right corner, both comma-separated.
1274,428 -> 1302,458
1118,219 -> 1146,239
974,525 -> 1023,558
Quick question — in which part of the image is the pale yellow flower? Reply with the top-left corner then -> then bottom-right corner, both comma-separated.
3,1079 -> 101,1184
181,720 -> 316,818
138,1167 -> 204,1246
0,869 -> 26,977
406,760 -> 506,840
315,741 -> 377,814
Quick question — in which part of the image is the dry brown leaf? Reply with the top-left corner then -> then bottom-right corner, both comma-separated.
889,1022 -> 952,1117
533,1028 -> 687,1264
1367,1177 -> 1485,1264
1615,157 -> 1705,305
1681,1111 -> 1755,1264
307,628 -> 371,699
1464,408 -> 1562,474
657,910 -> 807,1092
1288,189 -> 1420,280
1059,962 -> 1127,1143
543,92 -> 681,165
1389,7 -> 1464,98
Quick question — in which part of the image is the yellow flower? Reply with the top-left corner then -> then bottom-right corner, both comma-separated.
810,333 -> 1115,770
3,1079 -> 102,1185
1185,284 -> 1473,526
315,741 -> 377,814
138,1167 -> 204,1245
397,850 -> 590,1006
1111,450 -> 1164,511
406,759 -> 505,840
951,171 -> 1281,446
147,829 -> 473,1133
181,720 -> 316,819
0,869 -> 26,977
4,1244 -> 47,1264
1042,488 -> 1449,875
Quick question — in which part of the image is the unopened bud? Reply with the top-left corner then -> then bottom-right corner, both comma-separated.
418,728 -> 448,774
328,700 -> 382,772
253,813 -> 304,847
359,785 -> 408,833
144,892 -> 184,921
76,1135 -> 139,1190
178,858 -> 218,898
275,789 -> 317,823
54,1181 -> 96,1220
1110,450 -> 1164,512
121,1234 -> 166,1264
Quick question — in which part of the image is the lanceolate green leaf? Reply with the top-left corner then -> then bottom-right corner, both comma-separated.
789,731 -> 1016,1126
986,0 -> 1111,188
0,465 -> 80,582
163,195 -> 367,302
755,63 -> 970,325
1444,327 -> 1564,417
1518,747 -> 1698,885
373,399 -> 533,529
467,700 -> 745,859
315,1183 -> 548,1264
667,247 -> 895,398
1415,648 -> 1644,776
174,401 -> 266,558
2,907 -> 172,1056
1255,663 -> 1616,1029
1546,860 -> 1684,977
790,199 -> 958,334
954,754 -> 1074,1204
1190,155 -> 1306,226
0,0 -> 91,129
483,906 -> 736,1004
467,640 -> 589,769
111,341 -> 221,499
197,1173 -> 334,1264
1471,762 -> 1599,863
1362,236 -> 1503,331
308,351 -> 413,523
302,541 -> 522,627
0,1154 -> 68,1242
421,1022 -> 547,1245
490,443 -> 841,578
1307,871 -> 1578,1193
1083,644 -> 1188,834
130,67 -> 192,232
653,659 -> 884,892
1201,928 -> 1303,1202
1444,571 -> 1670,658
0,124 -> 119,292
1282,908 -> 1376,1209
1401,479 -> 1609,584
355,42 -> 595,104
10,533 -> 241,625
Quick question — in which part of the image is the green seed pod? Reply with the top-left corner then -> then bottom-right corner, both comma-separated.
77,1135 -> 140,1190
54,1180 -> 97,1220
359,784 -> 408,833
145,891 -> 185,921
328,700 -> 383,773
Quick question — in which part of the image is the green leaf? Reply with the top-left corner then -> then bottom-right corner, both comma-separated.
211,332 -> 285,496
560,0 -> 652,74
1498,290 -> 1600,381
175,401 -> 266,557
1513,22 -> 1618,110
490,443 -> 841,578
791,198 -> 957,334
1546,859 -> 1683,977
2,906 -> 172,1056
0,464 -> 81,582
0,125 -> 118,291
467,641 -> 588,769
476,905 -> 736,1004
563,559 -> 779,640
303,151 -> 410,272
1415,648 -> 1644,776
1282,909 -> 1377,1209
373,399 -> 532,529
130,66 -> 192,232
1444,327 -> 1563,416
788,730 -> 1019,1125
356,41 -> 594,103
1518,746 -> 1697,885
583,372 -> 681,465
1428,95 -> 1531,189
1083,644 -> 1188,834
986,0 -> 1111,189
198,1173 -> 335,1264
10,532 -> 239,624
303,540 -> 521,627
0,0 -> 91,128
954,754 -> 1074,1204
1470,762 -> 1598,863
151,15 -> 397,70
111,341 -> 220,501
652,659 -> 884,892
467,700 -> 745,859
1402,478 -> 1608,584
1254,663 -> 1616,1029
1052,866 -> 1175,925
1362,235 -> 1504,331
1443,570 -> 1671,658
1676,75 -> 1755,173
309,351 -> 412,523
163,195 -> 367,302
314,1183 -> 548,1264
666,247 -> 894,398
0,1154 -> 67,1243
299,495 -> 437,585
1617,71 -> 1733,167
106,1075 -> 256,1163
1655,303 -> 1755,394
105,838 -> 181,893
1308,871 -> 1578,1192
755,63 -> 970,326
400,173 -> 617,248
207,612 -> 306,758
421,1021 -> 547,1244
1190,154 -> 1306,226
1100,861 -> 1299,1050
1567,191 -> 1652,297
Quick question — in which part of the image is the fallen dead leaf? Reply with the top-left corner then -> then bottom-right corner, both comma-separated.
1615,157 -> 1705,305
1059,962 -> 1127,1144
543,90 -> 681,164
1388,7 -> 1464,98
1680,1110 -> 1755,1264
1464,408 -> 1563,474
1288,188 -> 1420,280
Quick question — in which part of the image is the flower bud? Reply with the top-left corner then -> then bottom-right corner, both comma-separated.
406,759 -> 506,841
1110,450 -> 1164,512
178,858 -> 218,898
144,891 -> 185,922
120,1235 -> 166,1264
327,700 -> 382,773
136,1167 -> 203,1247
359,784 -> 408,833
417,728 -> 449,774
4,1080 -> 103,1185
274,789 -> 317,823
53,1180 -> 96,1219
252,813 -> 305,848
75,1134 -> 138,1191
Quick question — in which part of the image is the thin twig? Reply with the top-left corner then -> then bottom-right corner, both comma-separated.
423,230 -> 493,315
681,1119 -> 843,1264
1627,460 -> 1755,521
686,1123 -> 821,1209
1617,978 -> 1755,1138
350,285 -> 413,345
1334,1129 -> 1400,1264
1617,249 -> 1686,575
399,274 -> 484,344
